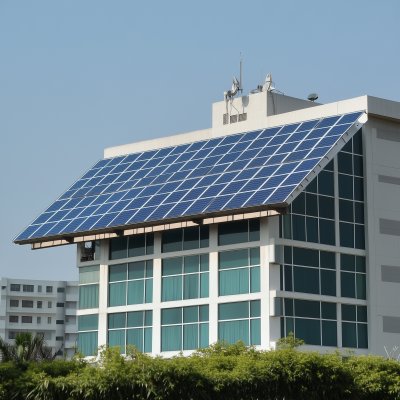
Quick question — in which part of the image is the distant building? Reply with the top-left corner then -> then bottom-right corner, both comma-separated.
13,84 -> 400,358
0,278 -> 78,359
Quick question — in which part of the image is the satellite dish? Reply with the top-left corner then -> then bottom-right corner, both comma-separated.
263,73 -> 273,91
224,77 -> 240,101
307,93 -> 318,102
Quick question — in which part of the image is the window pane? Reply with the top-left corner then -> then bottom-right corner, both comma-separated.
219,302 -> 249,320
78,332 -> 98,356
219,269 -> 249,296
250,267 -> 260,293
200,254 -> 209,271
353,129 -> 363,154
342,139 -> 352,153
127,280 -> 144,305
219,320 -> 249,346
292,192 -> 305,214
339,174 -> 353,200
283,214 -> 291,239
109,237 -> 127,260
341,254 -> 355,271
322,320 -> 337,346
199,323 -> 209,348
356,274 -> 366,300
292,215 -> 306,241
354,177 -> 364,201
284,265 -> 293,291
342,322 -> 357,348
108,313 -> 125,329
293,267 -> 319,294
249,219 -> 260,241
324,159 -> 334,171
320,251 -> 335,269
356,256 -> 366,273
319,196 -> 334,219
200,273 -> 209,298
128,261 -> 145,280
318,171 -> 334,196
284,298 -> 294,316
321,302 -> 336,320
286,317 -> 294,336
354,202 -> 364,224
128,234 -> 146,257
199,305 -> 209,322
250,319 -> 261,345
183,324 -> 198,350
78,314 -> 98,331
284,246 -> 292,264
339,200 -> 354,222
79,265 -> 100,284
162,229 -> 183,253
161,326 -> 182,351
340,222 -> 354,248
183,306 -> 198,323
162,276 -> 182,302
146,260 -> 154,278
162,258 -> 183,276
293,247 -> 319,268
353,155 -> 363,177
219,220 -> 248,245
183,274 -> 199,299
145,310 -> 153,326
127,328 -> 143,352
109,282 -> 127,307
338,152 -> 353,175
108,330 -> 125,353
146,233 -> 154,254
144,328 -> 152,352
79,285 -> 99,309
306,177 -> 317,193
306,217 -> 319,243
306,194 -> 318,217
109,264 -> 127,282
184,255 -> 199,273
250,300 -> 261,317
294,299 -> 320,318
127,311 -> 144,328
342,304 -> 356,321
145,279 -> 153,303
295,318 -> 320,345
200,225 -> 210,248
355,225 -> 365,250
357,324 -> 368,348
183,227 -> 199,250
357,306 -> 368,323
250,248 -> 260,265
162,308 -> 182,325
321,270 -> 336,296
341,272 -> 355,298
319,219 -> 335,245
219,249 -> 248,269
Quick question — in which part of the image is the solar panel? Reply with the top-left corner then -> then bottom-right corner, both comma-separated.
14,111 -> 365,242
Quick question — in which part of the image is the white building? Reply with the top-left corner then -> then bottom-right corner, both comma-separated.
0,278 -> 78,359
13,82 -> 400,358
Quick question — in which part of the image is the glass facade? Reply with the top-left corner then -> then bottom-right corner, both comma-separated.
341,304 -> 368,348
162,226 -> 209,253
79,265 -> 100,309
218,219 -> 260,246
78,314 -> 98,356
109,233 -> 154,260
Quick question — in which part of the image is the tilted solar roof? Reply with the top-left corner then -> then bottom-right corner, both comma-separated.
14,111 -> 366,244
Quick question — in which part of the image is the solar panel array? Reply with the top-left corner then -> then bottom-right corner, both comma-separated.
15,111 -> 363,242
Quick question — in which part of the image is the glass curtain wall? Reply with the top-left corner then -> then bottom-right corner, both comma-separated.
78,314 -> 98,356
218,219 -> 260,246
341,304 -> 368,348
109,233 -> 154,260
79,265 -> 100,309
161,226 -> 209,253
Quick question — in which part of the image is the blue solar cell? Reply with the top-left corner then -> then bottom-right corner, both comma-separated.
139,185 -> 163,197
227,160 -> 249,171
257,145 -> 279,158
63,208 -> 85,220
318,135 -> 341,148
32,212 -> 54,225
307,146 -> 331,159
129,206 -> 157,223
84,176 -> 103,187
118,181 -> 140,195
166,200 -> 193,217
77,196 -> 98,207
111,163 -> 131,174
59,189 -> 77,200
163,162 -> 186,175
296,139 -> 319,151
203,137 -> 223,149
135,176 -> 156,187
145,193 -> 168,207
48,210 -> 70,222
157,181 -> 182,194
318,115 -> 341,129
158,154 -> 179,166
200,184 -> 226,198
30,222 -> 57,238
70,179 -> 90,190
244,189 -> 274,207
178,178 -> 201,191
92,202 -> 116,215
279,123 -> 300,135
148,203 -> 175,220
125,197 -> 150,211
204,195 -> 233,212
240,178 -> 267,192
81,169 -> 98,180
155,147 -> 174,158
163,190 -> 189,204
114,172 -> 135,183
95,166 -> 115,177
191,148 -> 212,160
143,158 -> 162,169
78,205 -> 99,218
90,194 -> 112,205
284,149 -> 310,163
109,200 -> 131,212
296,158 -> 320,172
123,153 -> 141,164
265,154 -> 287,165
152,174 -> 174,185
169,170 -> 191,182
274,162 -> 300,175
267,185 -> 296,203
188,167 -> 211,178
219,180 -> 246,196
237,149 -> 261,161
230,141 -> 251,153
99,174 -> 120,185
137,150 -> 158,161
262,174 -> 288,189
107,156 -> 127,167
218,152 -> 240,164
59,218 -> 87,234
72,188 -> 92,198
125,160 -> 148,172
106,191 -> 127,203
215,172 -> 238,184
92,159 -> 110,169
15,225 -> 40,240
259,127 -> 281,139
286,131 -> 310,143
62,198 -> 84,210
223,192 -> 255,210
208,145 -> 233,157
255,165 -> 279,178
268,134 -> 290,146
198,155 -> 222,168
306,127 -> 330,140
326,123 -> 351,136
337,112 -> 362,125
182,199 -> 210,215
275,141 -> 299,154
208,164 -> 229,174
147,165 -> 167,178
248,138 -> 270,150
196,174 -> 221,187
283,171 -> 309,186
86,185 -> 109,196
130,169 -> 149,180
297,119 -> 319,132
187,141 -> 207,152
110,210 -> 137,226
174,152 -> 195,163
241,130 -> 262,142
182,187 -> 205,201
169,143 -> 191,155
45,220 -> 72,236
234,168 -> 260,181
91,212 -> 120,229
246,157 -> 268,169
220,134 -> 244,145
77,215 -> 101,231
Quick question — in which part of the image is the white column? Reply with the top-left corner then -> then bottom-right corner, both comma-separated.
208,224 -> 219,345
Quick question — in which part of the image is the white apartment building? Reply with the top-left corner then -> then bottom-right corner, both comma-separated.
13,80 -> 400,358
0,278 -> 78,359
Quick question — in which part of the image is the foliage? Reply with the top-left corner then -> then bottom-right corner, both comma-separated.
0,340 -> 399,399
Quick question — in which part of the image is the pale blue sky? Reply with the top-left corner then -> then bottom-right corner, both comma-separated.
1,1 -> 399,280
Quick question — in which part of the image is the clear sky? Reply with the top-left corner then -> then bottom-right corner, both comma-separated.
1,1 -> 399,281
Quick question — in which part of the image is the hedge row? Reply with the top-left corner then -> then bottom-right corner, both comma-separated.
1,341 -> 400,400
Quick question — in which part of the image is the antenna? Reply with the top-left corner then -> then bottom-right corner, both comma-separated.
239,53 -> 243,93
